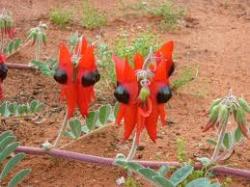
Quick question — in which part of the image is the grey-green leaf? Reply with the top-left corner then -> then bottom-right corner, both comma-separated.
170,165 -> 193,186
186,177 -> 220,187
223,132 -> 233,149
0,131 -> 13,142
126,162 -> 143,172
158,165 -> 169,176
69,119 -> 81,139
86,111 -> 98,130
0,135 -> 16,151
99,104 -> 112,124
7,168 -> 31,187
0,153 -> 25,180
152,175 -> 174,187
138,168 -> 157,181
0,142 -> 19,163
234,127 -> 243,143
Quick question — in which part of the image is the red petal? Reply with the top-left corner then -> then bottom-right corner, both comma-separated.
113,55 -> 136,82
61,84 -> 78,119
154,61 -> 167,82
144,101 -> 159,142
79,46 -> 96,71
158,41 -> 174,61
158,105 -> 167,126
123,105 -> 137,140
134,53 -> 144,70
116,104 -> 126,125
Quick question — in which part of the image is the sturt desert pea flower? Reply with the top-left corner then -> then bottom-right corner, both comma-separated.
53,38 -> 100,119
0,54 -> 8,100
113,41 -> 174,144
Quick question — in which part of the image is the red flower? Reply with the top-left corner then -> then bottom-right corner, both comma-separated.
113,41 -> 174,144
0,54 -> 8,100
54,38 -> 100,119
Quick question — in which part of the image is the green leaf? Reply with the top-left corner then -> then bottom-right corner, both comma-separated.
86,111 -> 98,130
223,132 -> 233,149
99,104 -> 112,124
0,102 -> 11,117
126,162 -> 143,171
69,119 -> 82,139
138,168 -> 157,181
206,139 -> 217,146
29,100 -> 43,113
152,175 -> 174,187
8,102 -> 18,114
0,131 -> 13,142
0,135 -> 16,151
170,165 -> 193,186
113,102 -> 119,118
186,177 -> 220,187
81,125 -> 90,134
234,127 -> 243,143
196,157 -> 211,167
63,131 -> 76,139
31,60 -> 54,76
115,159 -> 127,167
0,142 -> 19,163
158,165 -> 169,176
0,153 -> 25,180
4,39 -> 22,55
7,168 -> 31,187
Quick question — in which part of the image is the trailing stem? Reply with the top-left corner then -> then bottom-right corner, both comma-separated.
15,146 -> 250,179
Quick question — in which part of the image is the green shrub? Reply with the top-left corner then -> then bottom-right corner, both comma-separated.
50,8 -> 72,27
81,0 -> 107,29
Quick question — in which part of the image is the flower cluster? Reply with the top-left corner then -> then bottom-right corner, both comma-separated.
54,38 -> 100,119
113,41 -> 175,144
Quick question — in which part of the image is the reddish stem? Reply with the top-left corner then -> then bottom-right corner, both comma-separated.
6,63 -> 35,70
16,146 -> 250,179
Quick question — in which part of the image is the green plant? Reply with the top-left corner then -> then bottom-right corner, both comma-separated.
31,58 -> 57,77
149,1 -> 185,30
114,32 -> 158,62
81,0 -> 107,29
0,100 -> 43,118
64,103 -> 118,140
176,138 -> 187,162
124,177 -> 141,187
27,22 -> 48,61
171,66 -> 197,91
0,131 -> 31,187
96,43 -> 115,83
96,32 -> 158,85
115,154 -> 220,187
203,91 -> 250,162
49,8 -> 72,27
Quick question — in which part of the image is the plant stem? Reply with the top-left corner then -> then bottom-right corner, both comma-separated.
15,146 -> 250,179
126,135 -> 138,160
6,63 -> 36,70
53,112 -> 68,147
211,122 -> 227,162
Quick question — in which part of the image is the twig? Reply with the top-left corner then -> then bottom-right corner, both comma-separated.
15,146 -> 250,179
